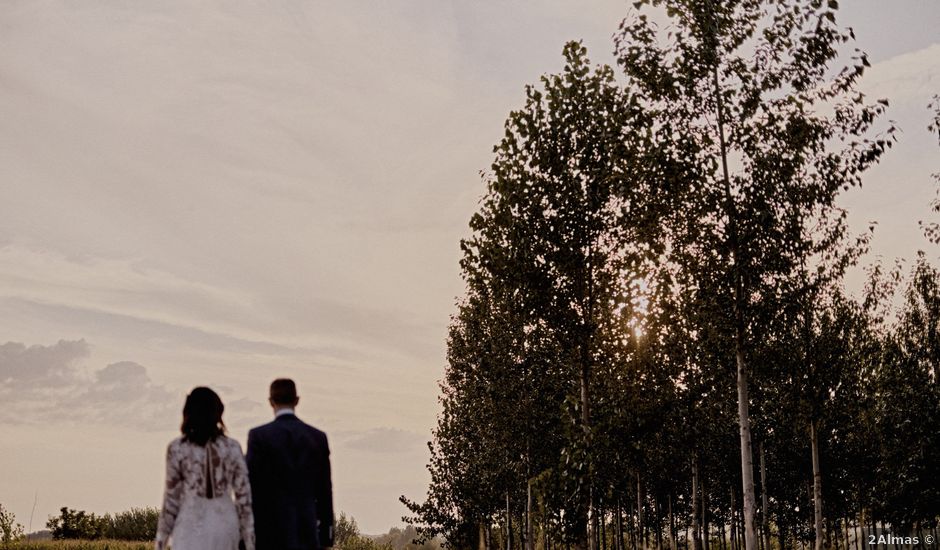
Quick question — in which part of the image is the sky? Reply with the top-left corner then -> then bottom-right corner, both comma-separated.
0,0 -> 938,536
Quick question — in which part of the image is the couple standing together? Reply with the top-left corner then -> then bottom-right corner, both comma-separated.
155,379 -> 334,550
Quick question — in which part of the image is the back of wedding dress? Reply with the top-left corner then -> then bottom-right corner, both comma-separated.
156,435 -> 255,550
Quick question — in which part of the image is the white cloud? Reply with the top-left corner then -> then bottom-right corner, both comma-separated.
339,427 -> 427,455
0,339 -> 89,387
0,340 -> 176,430
861,43 -> 940,108
0,243 -> 283,345
0,244 -> 438,363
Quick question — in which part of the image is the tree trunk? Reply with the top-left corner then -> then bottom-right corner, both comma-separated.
668,496 -> 677,550
711,52 -> 759,550
760,443 -> 770,550
618,499 -> 625,550
702,483 -> 709,550
854,513 -> 861,550
843,516 -> 850,550
654,497 -> 662,550
527,481 -> 535,550
735,342 -> 758,550
630,497 -> 637,550
692,461 -> 702,550
507,492 -> 514,550
811,421 -> 824,550
638,473 -> 646,550
581,355 -> 594,550
730,487 -> 737,550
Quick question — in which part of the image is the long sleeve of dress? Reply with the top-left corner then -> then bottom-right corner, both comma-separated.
230,440 -> 256,550
156,441 -> 183,544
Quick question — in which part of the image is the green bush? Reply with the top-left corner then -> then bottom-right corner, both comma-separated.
5,541 -> 150,549
373,525 -> 441,550
44,507 -> 158,543
0,503 -> 25,544
0,504 -> 23,545
101,509 -> 157,541
334,512 -> 392,550
46,508 -> 107,541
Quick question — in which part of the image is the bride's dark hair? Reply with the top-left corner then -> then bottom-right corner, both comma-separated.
181,387 -> 226,445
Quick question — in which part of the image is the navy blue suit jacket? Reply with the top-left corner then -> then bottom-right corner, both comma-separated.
247,414 -> 333,550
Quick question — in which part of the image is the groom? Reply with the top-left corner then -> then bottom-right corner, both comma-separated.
247,378 -> 334,550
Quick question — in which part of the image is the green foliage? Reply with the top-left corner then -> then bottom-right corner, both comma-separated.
404,39 -> 663,548
919,95 -> 940,243
373,525 -> 442,550
100,509 -> 157,542
0,503 -> 25,544
46,509 -> 107,541
44,508 -> 157,542
869,255 -> 940,527
405,2 -> 936,550
334,512 -> 394,550
2,541 -> 150,550
335,512 -> 362,548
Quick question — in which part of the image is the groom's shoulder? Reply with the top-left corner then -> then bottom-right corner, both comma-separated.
247,416 -> 328,440
282,417 -> 329,445
248,419 -> 279,437
294,417 -> 328,438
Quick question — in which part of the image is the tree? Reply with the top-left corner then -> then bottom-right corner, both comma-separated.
103,507 -> 159,541
405,41 -> 665,550
616,1 -> 895,548
873,255 -> 940,530
47,507 -> 108,540
334,512 -> 395,550
373,524 -> 443,550
0,503 -> 24,544
336,512 -> 362,548
920,95 -> 940,243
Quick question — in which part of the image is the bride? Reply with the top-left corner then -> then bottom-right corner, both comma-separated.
156,387 -> 255,550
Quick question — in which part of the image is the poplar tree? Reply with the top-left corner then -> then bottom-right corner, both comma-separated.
405,42 -> 664,550
615,1 -> 895,548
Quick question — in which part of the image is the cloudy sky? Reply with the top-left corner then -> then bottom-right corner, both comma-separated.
1,0 -> 938,535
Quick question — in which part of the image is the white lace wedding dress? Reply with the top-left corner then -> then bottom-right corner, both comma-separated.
156,435 -> 255,550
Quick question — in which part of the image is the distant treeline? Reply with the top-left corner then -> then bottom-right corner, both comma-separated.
2,503 -> 439,550
337,512 -> 442,550
0,503 -> 156,547
44,507 -> 158,542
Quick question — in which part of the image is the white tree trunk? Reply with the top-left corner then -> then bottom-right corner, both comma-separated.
507,492 -> 513,550
526,481 -> 534,550
760,442 -> 770,550
811,421 -> 824,550
736,345 -> 758,550
692,460 -> 702,550
668,496 -> 676,550
638,473 -> 646,550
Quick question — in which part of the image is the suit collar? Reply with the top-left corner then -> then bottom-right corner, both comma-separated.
274,407 -> 296,418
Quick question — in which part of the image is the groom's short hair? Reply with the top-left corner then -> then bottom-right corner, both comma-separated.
270,378 -> 298,404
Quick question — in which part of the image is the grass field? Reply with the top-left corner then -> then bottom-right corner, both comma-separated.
3,541 -> 151,550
